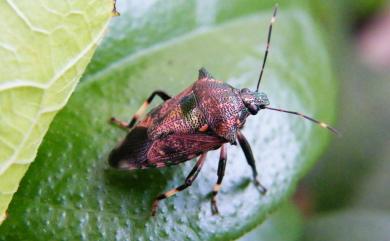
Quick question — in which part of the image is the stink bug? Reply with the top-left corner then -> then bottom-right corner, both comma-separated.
108,5 -> 339,216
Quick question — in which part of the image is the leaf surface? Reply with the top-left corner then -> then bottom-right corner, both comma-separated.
0,0 -> 113,224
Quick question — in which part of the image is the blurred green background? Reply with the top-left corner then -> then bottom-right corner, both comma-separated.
303,0 -> 390,215
304,0 -> 390,240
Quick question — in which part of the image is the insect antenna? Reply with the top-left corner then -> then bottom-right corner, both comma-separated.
256,4 -> 278,92
264,106 -> 341,136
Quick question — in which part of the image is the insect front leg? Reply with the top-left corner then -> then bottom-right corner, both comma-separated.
237,130 -> 267,194
211,144 -> 227,215
151,153 -> 207,216
110,90 -> 171,129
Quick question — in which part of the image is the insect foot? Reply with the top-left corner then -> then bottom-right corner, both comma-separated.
112,0 -> 120,16
151,200 -> 160,217
211,199 -> 219,215
254,179 -> 267,195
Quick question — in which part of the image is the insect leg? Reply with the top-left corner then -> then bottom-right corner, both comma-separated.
151,153 -> 207,216
211,144 -> 227,215
110,90 -> 171,129
237,130 -> 267,194
110,117 -> 130,129
112,0 -> 120,16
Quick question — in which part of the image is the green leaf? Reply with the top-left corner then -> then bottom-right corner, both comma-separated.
238,202 -> 303,241
0,5 -> 337,241
82,0 -> 309,79
0,0 -> 113,224
303,209 -> 390,241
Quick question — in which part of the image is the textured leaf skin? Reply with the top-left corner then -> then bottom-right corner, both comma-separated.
0,6 -> 337,241
0,0 -> 113,224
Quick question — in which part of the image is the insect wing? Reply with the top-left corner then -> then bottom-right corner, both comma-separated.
147,133 -> 225,167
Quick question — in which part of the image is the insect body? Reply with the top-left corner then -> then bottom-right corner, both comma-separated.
108,5 -> 338,216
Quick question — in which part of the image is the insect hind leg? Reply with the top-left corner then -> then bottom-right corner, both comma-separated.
110,90 -> 171,129
211,144 -> 227,215
151,153 -> 207,216
237,130 -> 267,194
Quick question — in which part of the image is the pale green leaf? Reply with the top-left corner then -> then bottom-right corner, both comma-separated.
0,0 -> 113,224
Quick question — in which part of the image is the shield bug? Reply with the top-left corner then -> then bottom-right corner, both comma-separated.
108,5 -> 339,216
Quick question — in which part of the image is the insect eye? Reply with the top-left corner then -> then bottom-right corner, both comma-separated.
247,103 -> 259,115
241,88 -> 251,93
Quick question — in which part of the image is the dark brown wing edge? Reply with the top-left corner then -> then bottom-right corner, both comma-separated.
108,126 -> 152,169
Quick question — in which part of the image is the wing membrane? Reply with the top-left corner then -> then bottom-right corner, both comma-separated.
147,133 -> 225,167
